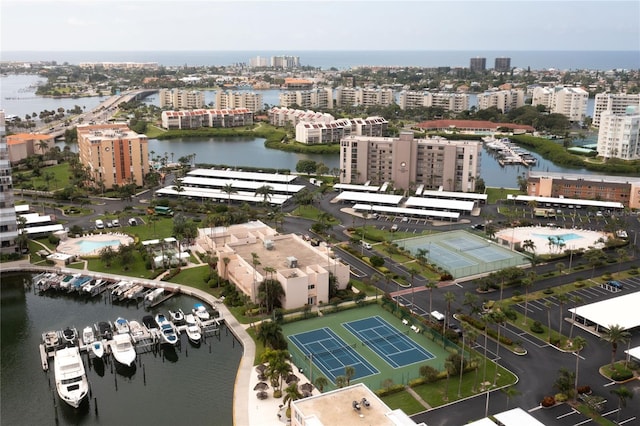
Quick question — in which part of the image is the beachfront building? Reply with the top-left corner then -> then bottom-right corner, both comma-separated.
477,89 -> 525,113
5,133 -> 55,164
200,221 -> 349,310
398,91 -> 469,113
158,89 -> 205,109
291,383 -> 426,426
215,91 -> 263,112
596,106 -> 640,161
531,86 -> 589,122
526,170 -> 640,209
0,111 -> 18,254
494,57 -> 511,72
160,108 -> 253,129
470,57 -> 486,73
593,93 -> 640,127
77,124 -> 149,189
279,88 -> 334,110
340,132 -> 481,192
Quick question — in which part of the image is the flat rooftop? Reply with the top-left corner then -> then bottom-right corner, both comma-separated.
569,291 -> 640,331
528,171 -> 640,185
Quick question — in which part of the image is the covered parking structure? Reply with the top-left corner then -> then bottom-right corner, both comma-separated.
187,168 -> 297,184
507,194 -> 624,211
420,189 -> 488,205
404,196 -> 474,215
156,186 -> 289,205
180,176 -> 305,195
333,183 -> 381,192
568,291 -> 640,333
353,203 -> 460,221
332,191 -> 404,206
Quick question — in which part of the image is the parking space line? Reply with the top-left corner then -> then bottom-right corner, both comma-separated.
618,416 -> 637,425
573,418 -> 594,425
557,408 -> 579,419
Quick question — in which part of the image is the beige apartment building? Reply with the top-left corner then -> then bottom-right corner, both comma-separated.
198,221 -> 350,309
477,89 -> 525,113
593,93 -> 640,127
398,91 -> 470,113
6,133 -> 54,163
158,89 -> 205,109
215,91 -> 263,112
77,124 -> 149,189
278,88 -> 334,109
531,86 -> 588,122
340,132 -> 481,192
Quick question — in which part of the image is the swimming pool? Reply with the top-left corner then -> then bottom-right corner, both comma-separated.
532,233 -> 583,241
75,239 -> 122,254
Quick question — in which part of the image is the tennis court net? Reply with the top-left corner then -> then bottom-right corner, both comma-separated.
303,342 -> 357,359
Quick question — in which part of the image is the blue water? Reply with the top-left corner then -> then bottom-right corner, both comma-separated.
3,50 -> 638,70
76,239 -> 122,254
532,233 -> 583,241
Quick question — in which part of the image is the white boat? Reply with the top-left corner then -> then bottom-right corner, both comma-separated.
111,280 -> 133,297
169,309 -> 185,323
82,326 -> 95,345
144,288 -> 164,304
155,314 -> 178,345
184,313 -> 202,345
90,340 -> 105,358
192,303 -> 210,321
114,317 -> 130,334
42,330 -> 61,352
54,347 -> 88,408
111,333 -> 136,367
128,320 -> 146,339
62,327 -> 78,346
83,278 -> 104,294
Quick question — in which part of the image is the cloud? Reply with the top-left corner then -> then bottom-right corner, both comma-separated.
66,17 -> 93,27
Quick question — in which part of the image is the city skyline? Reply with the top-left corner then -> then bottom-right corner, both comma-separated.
2,1 -> 639,53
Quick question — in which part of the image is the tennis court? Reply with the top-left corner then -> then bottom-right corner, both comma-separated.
343,316 -> 434,368
397,230 -> 530,278
288,327 -> 379,383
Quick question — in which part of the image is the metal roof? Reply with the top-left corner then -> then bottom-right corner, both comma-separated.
333,183 -> 380,192
156,186 -> 289,205
568,291 -> 640,331
353,204 -> 460,220
420,190 -> 488,201
405,196 -> 474,212
187,168 -> 297,183
181,176 -> 304,194
334,191 -> 403,205
508,194 -> 624,209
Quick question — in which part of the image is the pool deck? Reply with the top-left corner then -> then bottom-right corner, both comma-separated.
56,233 -> 134,256
496,226 -> 608,255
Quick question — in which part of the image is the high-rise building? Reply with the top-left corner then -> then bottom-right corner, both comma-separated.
469,57 -> 486,73
531,86 -> 589,122
398,91 -> 469,113
77,124 -> 149,190
0,110 -> 18,255
597,106 -> 640,160
278,88 -> 333,109
340,132 -> 481,192
158,89 -> 205,109
592,93 -> 640,127
494,57 -> 511,72
477,89 -> 525,113
215,91 -> 264,112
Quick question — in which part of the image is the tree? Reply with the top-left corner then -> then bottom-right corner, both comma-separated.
344,366 -> 355,386
99,245 -> 116,267
419,365 -> 439,383
256,321 -> 286,350
335,375 -> 347,388
444,291 -> 456,333
254,184 -> 274,205
545,301 -> 553,343
502,386 -> 521,409
222,183 -> 237,205
258,278 -> 285,314
296,159 -> 317,175
568,295 -> 583,340
521,277 -> 533,326
600,324 -> 631,368
610,386 -> 633,424
314,376 -> 328,393
556,293 -> 569,337
283,382 -> 302,412
425,281 -> 437,318
572,336 -> 587,402
489,311 -> 506,385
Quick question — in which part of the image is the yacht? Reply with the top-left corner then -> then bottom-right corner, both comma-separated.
192,303 -> 210,321
155,313 -> 178,345
111,333 -> 136,367
184,313 -> 202,345
54,347 -> 88,408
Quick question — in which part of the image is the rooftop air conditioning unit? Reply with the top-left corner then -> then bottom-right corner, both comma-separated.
286,256 -> 298,268
264,240 -> 274,250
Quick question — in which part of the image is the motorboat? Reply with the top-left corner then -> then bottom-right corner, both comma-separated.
96,321 -> 113,340
82,326 -> 95,345
155,314 -> 178,345
42,330 -> 61,352
192,303 -> 210,321
128,320 -> 146,339
184,313 -> 202,345
142,315 -> 157,330
169,309 -> 185,324
69,275 -> 91,292
90,340 -> 105,358
54,347 -> 88,408
144,288 -> 164,304
111,333 -> 136,367
62,327 -> 78,346
111,280 -> 133,298
60,274 -> 81,290
114,317 -> 130,334
83,278 -> 104,294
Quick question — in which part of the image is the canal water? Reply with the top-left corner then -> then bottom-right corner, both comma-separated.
0,272 -> 242,426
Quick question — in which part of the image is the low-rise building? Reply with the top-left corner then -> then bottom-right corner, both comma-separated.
161,108 -> 253,129
6,133 -> 55,163
477,89 -> 525,113
415,119 -> 534,134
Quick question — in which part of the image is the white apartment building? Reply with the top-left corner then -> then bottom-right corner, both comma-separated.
531,86 -> 589,122
159,89 -> 205,109
215,91 -> 263,112
249,56 -> 269,67
597,106 -> 640,160
279,88 -> 334,109
295,116 -> 387,144
335,87 -> 395,108
477,89 -> 525,113
268,107 -> 335,127
335,86 -> 357,108
161,108 -> 254,130
340,132 -> 481,192
593,93 -> 640,127
0,110 -> 18,254
399,91 -> 470,113
199,221 -> 349,309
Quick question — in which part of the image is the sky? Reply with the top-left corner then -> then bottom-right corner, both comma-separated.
1,0 -> 639,52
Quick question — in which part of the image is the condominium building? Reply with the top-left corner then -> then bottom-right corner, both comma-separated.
531,86 -> 589,122
335,86 -> 357,108
215,91 -> 263,112
335,87 -> 395,108
278,88 -> 334,109
477,89 -> 525,113
158,89 -> 205,109
592,93 -> 640,127
398,91 -> 469,113
268,107 -> 335,127
340,132 -> 481,192
6,133 -> 55,163
271,55 -> 300,68
527,171 -> 640,209
77,124 -> 149,189
470,57 -> 486,73
295,116 -> 387,144
0,110 -> 18,254
596,106 -> 640,161
199,221 -> 349,309
161,108 -> 254,130
494,57 -> 511,72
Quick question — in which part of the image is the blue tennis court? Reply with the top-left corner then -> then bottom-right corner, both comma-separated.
288,327 -> 378,384
343,316 -> 434,368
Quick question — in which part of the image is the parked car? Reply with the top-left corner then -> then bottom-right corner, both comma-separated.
112,219 -> 120,227
128,218 -> 138,226
606,280 -> 623,290
361,241 -> 372,250
390,224 -> 398,232
95,219 -> 104,229
448,322 -> 463,336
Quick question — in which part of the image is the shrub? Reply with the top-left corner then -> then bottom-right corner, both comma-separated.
541,396 -> 556,407
554,393 -> 568,403
375,384 -> 405,397
574,280 -> 585,288
48,234 -> 60,245
543,287 -> 554,295
577,385 -> 591,394
531,321 -> 544,334
611,369 -> 634,381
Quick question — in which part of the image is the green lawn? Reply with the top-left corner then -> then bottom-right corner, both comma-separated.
167,265 -> 211,288
80,253 -> 155,279
485,187 -> 523,204
122,217 -> 175,240
14,163 -> 71,190
381,390 -> 427,415
291,205 -> 339,224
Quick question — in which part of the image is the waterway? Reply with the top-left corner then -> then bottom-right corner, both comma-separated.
0,272 -> 242,426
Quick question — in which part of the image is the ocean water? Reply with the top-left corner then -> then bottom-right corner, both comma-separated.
3,50 -> 638,70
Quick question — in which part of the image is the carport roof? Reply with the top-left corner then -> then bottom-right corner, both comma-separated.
569,291 -> 640,331
625,345 -> 640,361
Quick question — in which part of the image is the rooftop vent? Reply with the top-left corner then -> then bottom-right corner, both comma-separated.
286,256 -> 297,268
264,240 -> 274,250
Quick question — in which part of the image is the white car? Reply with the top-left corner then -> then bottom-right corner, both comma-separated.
112,219 -> 120,227
361,241 -> 372,250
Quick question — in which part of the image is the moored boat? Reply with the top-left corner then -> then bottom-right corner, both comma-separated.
82,326 -> 95,345
96,321 -> 113,340
54,347 -> 88,408
114,317 -> 130,334
184,313 -> 202,345
111,333 -> 136,367
42,330 -> 61,352
155,313 -> 178,345
192,303 -> 210,321
62,327 -> 78,346
169,309 -> 185,324
91,340 -> 105,358
142,315 -> 157,330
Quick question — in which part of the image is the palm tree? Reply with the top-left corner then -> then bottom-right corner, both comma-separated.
463,324 -> 480,392
255,184 -> 274,205
409,267 -> 420,309
610,386 -> 633,424
521,277 -> 533,326
314,376 -> 328,393
490,311 -> 506,386
425,281 -> 437,318
283,382 -> 302,413
557,293 -> 569,337
502,386 -> 521,409
568,295 -> 583,340
344,366 -> 355,386
37,139 -> 49,155
545,300 -> 553,343
256,321 -> 284,350
522,239 -> 535,254
221,183 -> 237,205
251,252 -> 261,305
601,324 -> 631,368
416,248 -> 429,266
572,336 -> 587,402
335,375 -> 347,388
443,359 -> 455,401
443,291 -> 456,333
457,321 -> 470,398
